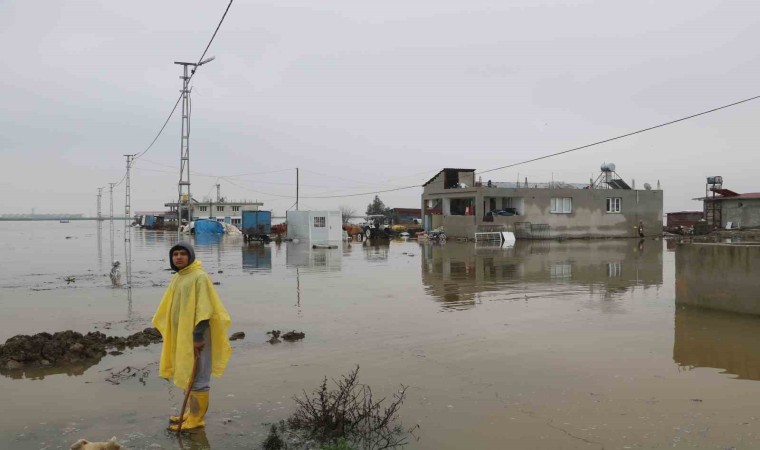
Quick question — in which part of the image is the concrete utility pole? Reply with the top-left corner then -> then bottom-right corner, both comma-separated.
216,183 -> 221,202
175,57 -> 215,236
97,187 -> 103,221
109,182 -> 116,264
124,154 -> 135,286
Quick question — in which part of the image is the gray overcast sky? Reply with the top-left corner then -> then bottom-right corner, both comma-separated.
2,0 -> 759,216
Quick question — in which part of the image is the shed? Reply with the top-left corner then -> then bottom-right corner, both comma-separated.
286,210 -> 342,244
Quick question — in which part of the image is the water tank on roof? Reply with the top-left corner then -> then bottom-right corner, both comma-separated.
601,163 -> 616,173
644,183 -> 652,190
707,176 -> 723,185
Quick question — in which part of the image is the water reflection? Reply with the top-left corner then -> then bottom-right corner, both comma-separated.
0,357 -> 103,380
363,240 -> 390,262
421,239 -> 662,309
176,428 -> 211,450
241,244 -> 272,272
673,305 -> 760,380
286,242 -> 342,272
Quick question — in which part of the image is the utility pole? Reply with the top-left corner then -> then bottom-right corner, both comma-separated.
216,183 -> 221,202
124,154 -> 135,286
175,56 -> 215,236
97,187 -> 103,221
109,182 -> 116,263
296,167 -> 299,211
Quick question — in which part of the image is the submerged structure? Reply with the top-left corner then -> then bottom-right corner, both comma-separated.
421,165 -> 663,239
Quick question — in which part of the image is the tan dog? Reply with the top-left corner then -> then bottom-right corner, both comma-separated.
70,436 -> 124,450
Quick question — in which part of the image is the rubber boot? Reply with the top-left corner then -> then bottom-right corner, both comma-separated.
169,412 -> 188,424
169,391 -> 209,432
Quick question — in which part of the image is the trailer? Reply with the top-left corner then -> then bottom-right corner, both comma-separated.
242,210 -> 272,243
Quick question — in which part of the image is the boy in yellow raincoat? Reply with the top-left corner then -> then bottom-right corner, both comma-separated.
152,241 -> 232,431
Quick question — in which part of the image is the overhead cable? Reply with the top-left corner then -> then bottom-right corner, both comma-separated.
477,94 -> 760,175
133,0 -> 234,161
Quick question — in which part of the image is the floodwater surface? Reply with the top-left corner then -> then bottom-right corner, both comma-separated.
2,221 -> 760,449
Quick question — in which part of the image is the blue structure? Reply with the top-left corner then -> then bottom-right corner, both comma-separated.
194,219 -> 224,235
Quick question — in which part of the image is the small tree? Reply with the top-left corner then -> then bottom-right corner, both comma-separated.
366,196 -> 387,216
340,206 -> 356,224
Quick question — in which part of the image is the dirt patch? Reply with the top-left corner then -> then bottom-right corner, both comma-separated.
0,328 -> 162,371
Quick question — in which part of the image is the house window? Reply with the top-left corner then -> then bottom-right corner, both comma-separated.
550,197 -> 572,214
199,206 -> 208,212
217,206 -> 224,212
314,216 -> 326,228
232,206 -> 240,212
606,198 -> 622,213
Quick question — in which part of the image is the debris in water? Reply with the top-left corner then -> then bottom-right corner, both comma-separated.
229,332 -> 245,341
282,331 -> 305,342
0,328 -> 162,371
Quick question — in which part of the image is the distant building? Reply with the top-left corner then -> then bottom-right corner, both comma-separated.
164,199 -> 263,227
390,208 -> 421,224
421,167 -> 663,239
697,189 -> 760,229
666,211 -> 703,229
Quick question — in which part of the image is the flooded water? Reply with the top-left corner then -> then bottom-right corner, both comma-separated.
3,221 -> 760,449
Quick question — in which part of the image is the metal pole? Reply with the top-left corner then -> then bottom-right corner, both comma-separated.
124,154 -> 135,286
175,57 -> 214,235
296,168 -> 299,211
109,183 -> 115,264
177,62 -> 192,237
97,187 -> 103,221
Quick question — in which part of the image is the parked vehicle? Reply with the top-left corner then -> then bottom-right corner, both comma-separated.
242,210 -> 272,243
362,214 -> 392,239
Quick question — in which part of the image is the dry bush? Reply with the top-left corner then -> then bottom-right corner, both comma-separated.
287,366 -> 409,450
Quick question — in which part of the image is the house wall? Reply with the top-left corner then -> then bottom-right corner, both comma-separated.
676,243 -> 760,315
720,199 -> 760,228
423,185 -> 663,239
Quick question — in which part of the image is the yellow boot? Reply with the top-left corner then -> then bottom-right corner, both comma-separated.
168,412 -> 188,424
169,391 -> 209,431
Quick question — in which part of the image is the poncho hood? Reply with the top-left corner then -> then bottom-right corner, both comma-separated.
169,241 -> 196,271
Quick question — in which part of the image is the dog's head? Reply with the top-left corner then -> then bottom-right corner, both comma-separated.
70,436 -> 123,450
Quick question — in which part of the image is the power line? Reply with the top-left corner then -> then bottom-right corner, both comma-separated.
133,0 -> 234,161
477,94 -> 760,175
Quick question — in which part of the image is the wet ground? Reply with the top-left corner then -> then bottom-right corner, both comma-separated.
3,221 -> 760,449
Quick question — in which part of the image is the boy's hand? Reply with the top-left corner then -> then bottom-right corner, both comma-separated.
194,340 -> 205,350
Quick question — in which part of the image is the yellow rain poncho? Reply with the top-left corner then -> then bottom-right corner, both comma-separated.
152,260 -> 232,389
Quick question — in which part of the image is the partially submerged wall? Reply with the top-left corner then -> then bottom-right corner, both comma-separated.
675,243 -> 760,315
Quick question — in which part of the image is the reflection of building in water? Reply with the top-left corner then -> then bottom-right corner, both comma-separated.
421,239 -> 662,308
286,242 -> 342,272
242,244 -> 272,271
674,305 -> 760,380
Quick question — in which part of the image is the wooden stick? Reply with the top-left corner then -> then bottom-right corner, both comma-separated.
176,347 -> 200,434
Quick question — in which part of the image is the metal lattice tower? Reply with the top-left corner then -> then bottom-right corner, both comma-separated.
109,182 -> 116,263
124,154 -> 135,286
174,57 -> 214,235
176,62 -> 193,235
